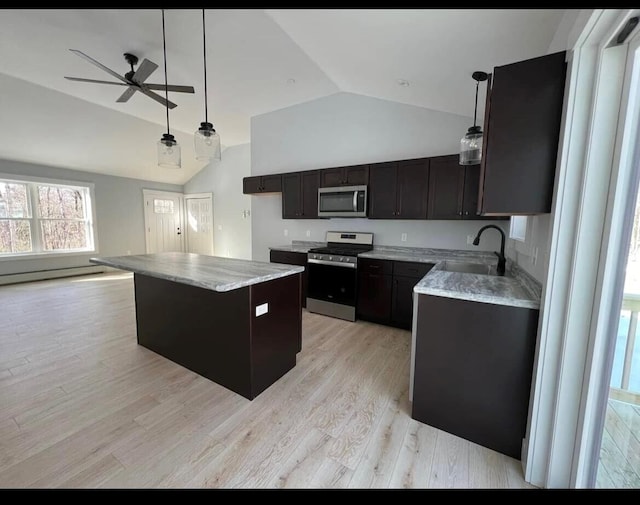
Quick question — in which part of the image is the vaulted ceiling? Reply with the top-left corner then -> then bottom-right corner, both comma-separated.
0,9 -> 568,184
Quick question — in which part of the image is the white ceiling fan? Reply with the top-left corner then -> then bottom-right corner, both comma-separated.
64,50 -> 195,109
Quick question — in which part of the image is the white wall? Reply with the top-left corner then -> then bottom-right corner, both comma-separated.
250,92 -> 508,262
0,158 -> 182,276
184,144 -> 252,260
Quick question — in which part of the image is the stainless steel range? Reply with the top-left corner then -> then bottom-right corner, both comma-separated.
307,231 -> 374,322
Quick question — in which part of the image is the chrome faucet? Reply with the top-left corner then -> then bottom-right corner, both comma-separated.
472,225 -> 506,276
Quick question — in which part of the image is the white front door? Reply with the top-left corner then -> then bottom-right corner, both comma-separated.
185,195 -> 214,255
143,190 -> 184,253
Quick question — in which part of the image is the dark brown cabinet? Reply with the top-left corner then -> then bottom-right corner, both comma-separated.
320,165 -> 369,187
270,250 -> 308,310
357,258 -> 434,329
368,159 -> 430,219
281,171 -> 320,219
357,259 -> 393,324
391,261 -> 435,329
411,294 -> 539,458
428,155 -> 486,220
479,51 -> 567,215
243,175 -> 282,194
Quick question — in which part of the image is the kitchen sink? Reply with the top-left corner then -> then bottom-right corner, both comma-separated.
439,261 -> 495,275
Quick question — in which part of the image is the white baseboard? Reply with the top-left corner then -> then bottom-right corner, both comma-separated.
0,265 -> 110,286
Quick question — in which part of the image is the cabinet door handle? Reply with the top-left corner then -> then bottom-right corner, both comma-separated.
464,211 -> 469,215
458,211 -> 463,216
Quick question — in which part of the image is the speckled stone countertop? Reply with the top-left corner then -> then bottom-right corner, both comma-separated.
361,246 -> 541,310
90,252 -> 304,293
269,241 -> 325,253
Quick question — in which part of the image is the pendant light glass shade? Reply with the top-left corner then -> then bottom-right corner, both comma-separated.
460,126 -> 483,165
157,10 -> 181,169
195,122 -> 221,161
158,133 -> 181,168
460,71 -> 488,166
195,9 -> 221,162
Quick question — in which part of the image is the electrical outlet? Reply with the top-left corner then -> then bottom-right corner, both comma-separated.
284,229 -> 288,237
126,250 -> 131,255
306,230 -> 311,237
401,233 -> 407,242
467,234 -> 474,245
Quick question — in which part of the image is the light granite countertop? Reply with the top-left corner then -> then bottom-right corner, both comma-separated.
90,252 -> 304,293
269,241 -> 325,254
267,242 -> 541,309
361,246 -> 541,309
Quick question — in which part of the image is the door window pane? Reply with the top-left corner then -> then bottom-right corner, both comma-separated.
154,199 -> 174,214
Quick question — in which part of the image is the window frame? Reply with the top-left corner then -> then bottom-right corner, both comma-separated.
0,173 -> 98,261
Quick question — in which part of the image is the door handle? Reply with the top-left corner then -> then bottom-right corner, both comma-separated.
177,227 -> 181,235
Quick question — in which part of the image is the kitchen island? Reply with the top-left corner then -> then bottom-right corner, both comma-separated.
90,252 -> 304,400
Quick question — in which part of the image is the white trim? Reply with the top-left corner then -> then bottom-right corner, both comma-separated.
523,8 -> 639,488
574,23 -> 640,488
0,265 -> 106,285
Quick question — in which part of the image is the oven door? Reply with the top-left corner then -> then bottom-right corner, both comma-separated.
307,261 -> 357,306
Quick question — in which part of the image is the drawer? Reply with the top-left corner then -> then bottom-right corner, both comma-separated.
393,261 -> 435,278
270,250 -> 307,266
358,258 -> 393,276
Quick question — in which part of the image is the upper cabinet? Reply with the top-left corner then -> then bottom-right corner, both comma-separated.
282,171 -> 320,219
320,165 -> 369,187
428,155 -> 489,220
479,51 -> 567,215
369,158 -> 430,219
243,175 -> 282,194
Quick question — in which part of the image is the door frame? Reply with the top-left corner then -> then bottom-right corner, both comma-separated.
523,9 -> 640,488
142,189 -> 185,254
184,192 -> 214,255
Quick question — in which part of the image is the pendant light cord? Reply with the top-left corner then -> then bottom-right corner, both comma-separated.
202,9 -> 208,124
162,9 -> 170,136
473,80 -> 479,128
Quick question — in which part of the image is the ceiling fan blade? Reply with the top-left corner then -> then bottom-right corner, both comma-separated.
140,88 -> 177,109
65,76 -> 128,86
116,87 -> 138,103
69,49 -> 129,84
143,84 -> 195,93
132,59 -> 158,84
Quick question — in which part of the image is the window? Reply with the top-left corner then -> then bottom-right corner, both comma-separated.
0,176 -> 96,257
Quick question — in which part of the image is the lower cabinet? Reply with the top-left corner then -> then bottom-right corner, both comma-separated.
411,294 -> 539,459
269,250 -> 308,308
357,258 -> 434,329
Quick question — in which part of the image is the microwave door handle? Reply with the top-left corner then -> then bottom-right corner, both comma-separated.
353,191 -> 358,212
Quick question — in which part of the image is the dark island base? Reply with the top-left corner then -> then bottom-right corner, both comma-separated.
133,272 -> 302,400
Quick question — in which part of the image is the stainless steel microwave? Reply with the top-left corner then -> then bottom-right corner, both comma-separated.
318,185 -> 367,218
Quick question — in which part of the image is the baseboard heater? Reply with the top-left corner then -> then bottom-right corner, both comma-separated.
0,265 -> 111,286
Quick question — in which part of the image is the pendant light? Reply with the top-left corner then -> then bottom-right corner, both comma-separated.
459,71 -> 488,166
157,9 -> 181,168
194,9 -> 221,161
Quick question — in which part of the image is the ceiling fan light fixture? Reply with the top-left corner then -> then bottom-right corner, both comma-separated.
195,121 -> 221,161
195,9 -> 221,163
460,70 -> 488,166
157,9 -> 181,169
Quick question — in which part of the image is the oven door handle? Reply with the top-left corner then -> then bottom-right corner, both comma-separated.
308,258 -> 356,269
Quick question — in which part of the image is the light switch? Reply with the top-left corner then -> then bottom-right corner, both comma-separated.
255,303 -> 269,317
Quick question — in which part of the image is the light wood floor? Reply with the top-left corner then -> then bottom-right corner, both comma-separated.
0,272 -> 534,489
597,399 -> 640,488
